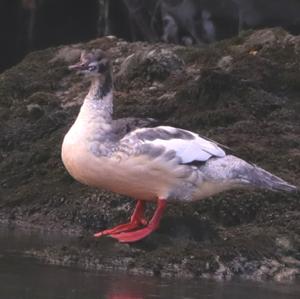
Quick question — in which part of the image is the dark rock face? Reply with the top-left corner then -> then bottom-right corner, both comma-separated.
2,0 -> 300,72
0,0 -> 99,72
0,28 -> 299,281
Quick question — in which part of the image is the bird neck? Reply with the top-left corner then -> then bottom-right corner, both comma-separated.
87,71 -> 112,100
83,72 -> 113,123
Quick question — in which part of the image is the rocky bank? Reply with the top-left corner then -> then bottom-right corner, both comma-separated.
0,28 -> 299,282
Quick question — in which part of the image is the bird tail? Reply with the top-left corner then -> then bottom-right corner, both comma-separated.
202,155 -> 298,193
245,165 -> 298,192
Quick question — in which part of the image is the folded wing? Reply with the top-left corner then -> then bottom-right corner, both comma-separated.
120,126 -> 226,163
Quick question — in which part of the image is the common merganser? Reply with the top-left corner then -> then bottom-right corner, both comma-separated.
62,49 -> 297,243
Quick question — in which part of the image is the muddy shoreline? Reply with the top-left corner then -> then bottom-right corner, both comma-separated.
0,28 -> 299,281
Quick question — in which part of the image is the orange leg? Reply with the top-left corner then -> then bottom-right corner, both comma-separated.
94,200 -> 147,237
110,198 -> 167,243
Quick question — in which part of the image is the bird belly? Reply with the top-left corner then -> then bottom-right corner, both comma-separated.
62,142 -> 185,201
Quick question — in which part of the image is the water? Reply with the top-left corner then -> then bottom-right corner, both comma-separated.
0,226 -> 299,299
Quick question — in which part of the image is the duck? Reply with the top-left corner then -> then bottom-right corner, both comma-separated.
62,49 -> 297,243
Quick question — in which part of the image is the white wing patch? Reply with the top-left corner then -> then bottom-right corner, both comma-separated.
125,126 -> 226,163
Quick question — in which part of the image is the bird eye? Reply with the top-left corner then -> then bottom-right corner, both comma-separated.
88,65 -> 97,71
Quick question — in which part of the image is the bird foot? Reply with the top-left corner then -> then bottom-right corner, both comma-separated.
94,198 -> 166,243
94,200 -> 147,238
110,226 -> 155,243
94,219 -> 147,237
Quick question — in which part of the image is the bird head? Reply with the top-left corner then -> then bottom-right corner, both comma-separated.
68,49 -> 111,79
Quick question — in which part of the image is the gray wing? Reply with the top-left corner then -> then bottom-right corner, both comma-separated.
111,117 -> 157,139
118,126 -> 226,163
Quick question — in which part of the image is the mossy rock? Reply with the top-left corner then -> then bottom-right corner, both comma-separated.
0,29 -> 299,281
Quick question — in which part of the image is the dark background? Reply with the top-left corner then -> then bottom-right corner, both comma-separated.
1,0 -> 300,72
